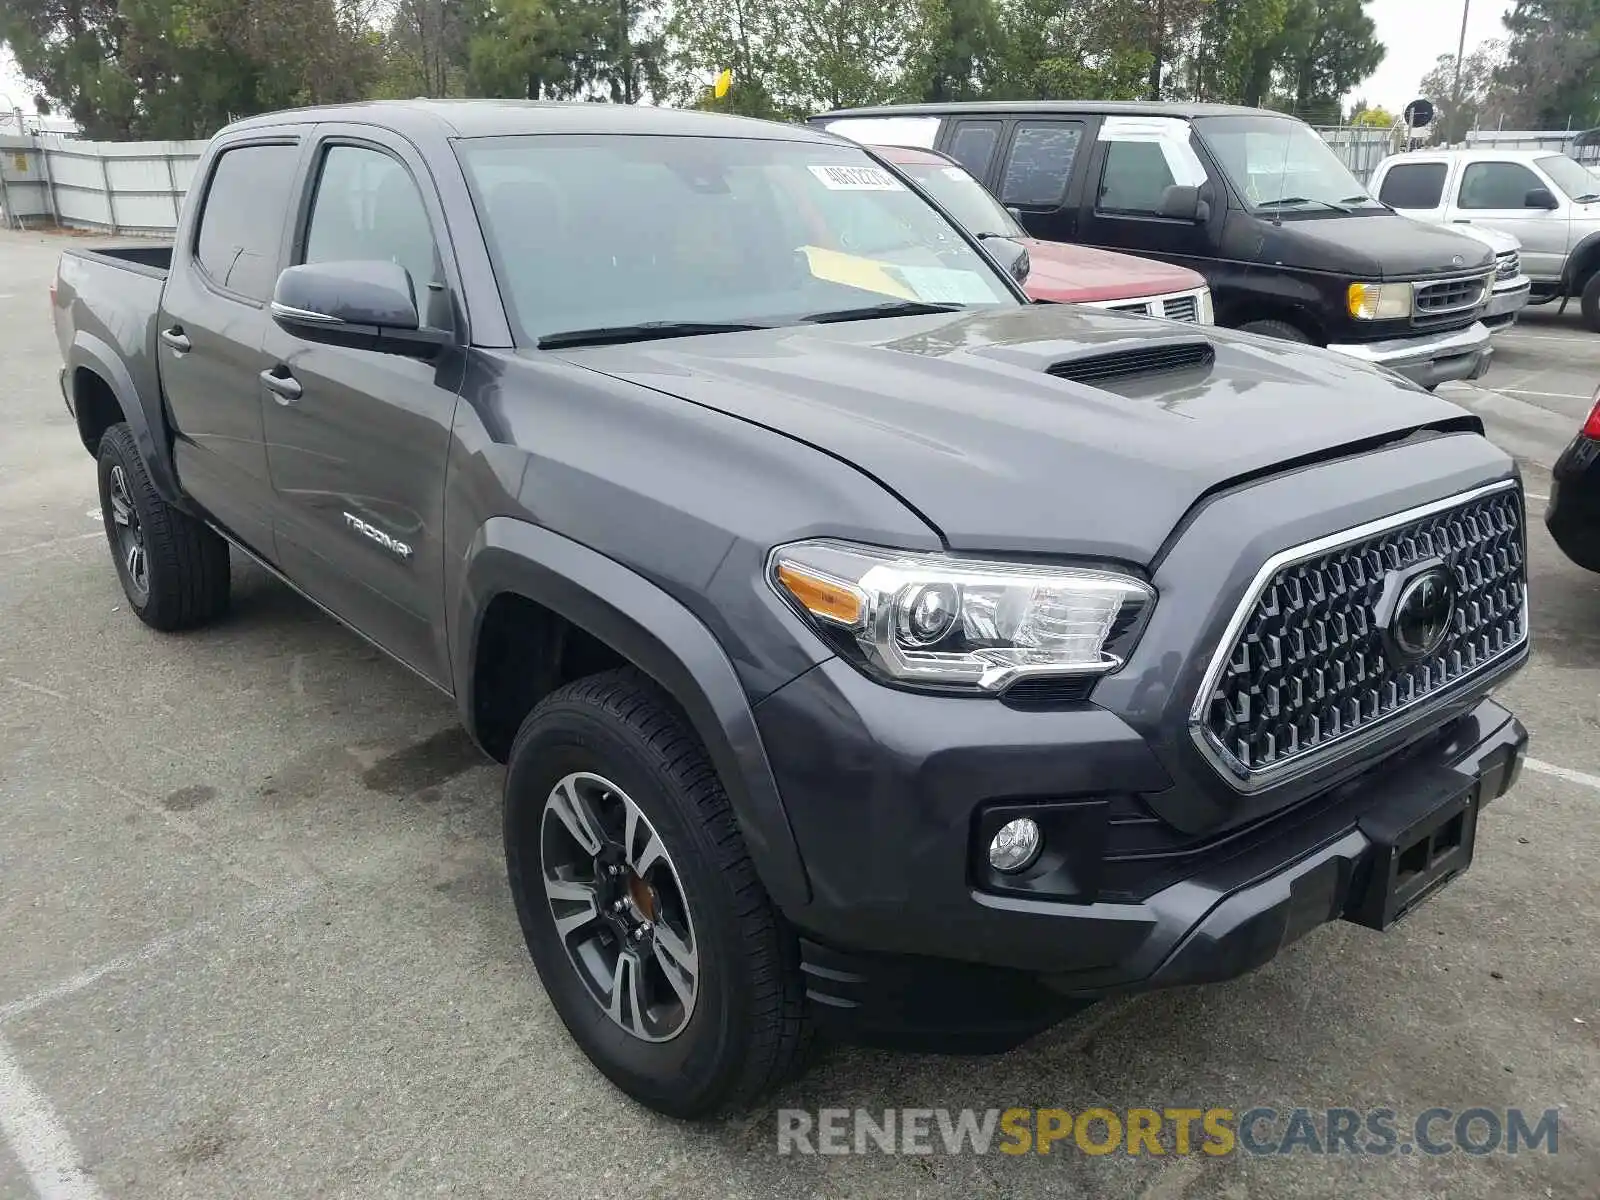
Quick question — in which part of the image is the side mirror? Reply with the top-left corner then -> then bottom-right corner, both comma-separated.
1524,187 -> 1560,210
1159,184 -> 1209,222
981,235 -> 1031,284
1006,205 -> 1024,223
271,260 -> 449,356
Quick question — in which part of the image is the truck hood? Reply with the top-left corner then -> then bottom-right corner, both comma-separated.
551,305 -> 1479,563
1016,239 -> 1205,304
1244,210 -> 1495,279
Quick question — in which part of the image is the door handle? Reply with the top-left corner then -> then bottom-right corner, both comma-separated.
259,368 -> 302,403
160,327 -> 191,353
1452,218 -> 1471,224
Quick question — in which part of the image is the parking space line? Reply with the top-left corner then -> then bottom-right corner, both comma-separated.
0,880 -> 318,1024
1524,757 -> 1600,791
0,1036 -> 105,1200
1503,389 -> 1594,401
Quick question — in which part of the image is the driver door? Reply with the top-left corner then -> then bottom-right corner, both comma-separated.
259,130 -> 464,684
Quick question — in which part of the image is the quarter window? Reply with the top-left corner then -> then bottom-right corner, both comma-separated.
1000,122 -> 1083,208
947,121 -> 1003,179
194,143 -> 300,301
1457,162 -> 1546,209
1377,163 -> 1448,209
303,145 -> 450,328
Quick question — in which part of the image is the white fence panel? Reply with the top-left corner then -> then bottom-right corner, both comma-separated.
0,133 -> 208,235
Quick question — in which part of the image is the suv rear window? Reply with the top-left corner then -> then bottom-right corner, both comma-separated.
194,143 -> 300,301
1001,123 -> 1083,208
1377,162 -> 1447,209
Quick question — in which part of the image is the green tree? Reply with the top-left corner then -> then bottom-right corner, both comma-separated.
467,0 -> 604,99
989,0 -> 1154,102
769,0 -> 929,112
1496,0 -> 1600,128
665,0 -> 790,117
1179,0 -> 1290,104
913,0 -> 1002,102
376,0 -> 489,98
1273,0 -> 1384,123
1420,40 -> 1510,142
1350,104 -> 1394,126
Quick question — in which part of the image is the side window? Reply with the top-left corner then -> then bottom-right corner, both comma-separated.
1096,140 -> 1177,215
1000,122 -> 1083,208
303,144 -> 450,328
1377,163 -> 1448,209
194,143 -> 301,302
1458,162 -> 1545,210
947,121 -> 1003,180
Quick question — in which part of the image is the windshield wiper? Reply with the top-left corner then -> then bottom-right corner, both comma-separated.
537,320 -> 771,349
799,300 -> 966,325
1258,196 -> 1352,213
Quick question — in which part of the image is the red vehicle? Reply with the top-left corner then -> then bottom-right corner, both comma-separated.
871,143 -> 1213,323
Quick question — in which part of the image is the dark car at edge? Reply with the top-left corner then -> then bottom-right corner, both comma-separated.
51,100 -> 1529,1119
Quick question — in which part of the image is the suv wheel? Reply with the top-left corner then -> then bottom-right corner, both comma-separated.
503,668 -> 810,1118
1238,318 -> 1311,343
1579,270 -> 1600,333
97,423 -> 230,630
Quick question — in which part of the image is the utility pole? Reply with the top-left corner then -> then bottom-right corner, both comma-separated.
1452,0 -> 1471,106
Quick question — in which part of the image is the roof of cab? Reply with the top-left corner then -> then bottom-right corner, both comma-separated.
814,100 -> 1278,121
221,99 -> 837,141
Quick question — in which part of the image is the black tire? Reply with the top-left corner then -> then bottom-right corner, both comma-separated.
503,668 -> 810,1118
1238,318 -> 1311,343
96,423 -> 230,631
1580,269 -> 1600,334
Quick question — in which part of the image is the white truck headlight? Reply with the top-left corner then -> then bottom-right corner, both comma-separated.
1347,281 -> 1413,320
770,540 -> 1155,693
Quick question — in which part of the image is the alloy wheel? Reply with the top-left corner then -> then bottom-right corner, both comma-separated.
106,464 -> 149,601
540,771 -> 699,1042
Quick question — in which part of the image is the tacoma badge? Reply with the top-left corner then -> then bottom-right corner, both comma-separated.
343,512 -> 413,560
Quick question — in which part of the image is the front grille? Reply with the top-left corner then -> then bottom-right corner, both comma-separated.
1415,276 -> 1487,314
1496,251 -> 1520,281
1049,342 -> 1214,385
1195,486 -> 1526,787
1107,300 -> 1153,316
1162,294 -> 1200,323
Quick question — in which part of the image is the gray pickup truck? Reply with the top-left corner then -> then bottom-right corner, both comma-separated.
52,100 -> 1530,1119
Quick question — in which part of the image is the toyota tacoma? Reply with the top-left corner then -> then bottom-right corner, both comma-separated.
51,101 -> 1529,1119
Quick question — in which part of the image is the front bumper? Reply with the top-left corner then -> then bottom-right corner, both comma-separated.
759,653 -> 1527,1050
1327,321 -> 1493,389
1483,276 -> 1533,331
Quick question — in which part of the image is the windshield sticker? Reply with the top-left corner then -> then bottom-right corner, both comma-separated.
808,164 -> 906,191
893,266 -> 1001,305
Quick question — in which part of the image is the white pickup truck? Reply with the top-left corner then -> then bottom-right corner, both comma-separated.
1371,149 -> 1600,331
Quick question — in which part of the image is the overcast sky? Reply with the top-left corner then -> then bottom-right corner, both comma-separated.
1,1 -> 1517,129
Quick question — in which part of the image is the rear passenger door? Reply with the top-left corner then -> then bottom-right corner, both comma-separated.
259,129 -> 465,684
992,120 -> 1088,242
159,137 -> 306,557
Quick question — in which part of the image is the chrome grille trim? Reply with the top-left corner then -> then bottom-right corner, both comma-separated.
1495,251 -> 1521,281
1187,480 -> 1528,793
1414,276 -> 1488,315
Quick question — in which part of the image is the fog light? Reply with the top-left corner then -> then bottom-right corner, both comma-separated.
988,818 -> 1042,872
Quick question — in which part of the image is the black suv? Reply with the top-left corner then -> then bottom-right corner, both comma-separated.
815,101 -> 1501,389
53,101 -> 1528,1119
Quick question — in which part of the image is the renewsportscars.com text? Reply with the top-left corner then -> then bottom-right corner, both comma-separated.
776,1106 -> 1561,1157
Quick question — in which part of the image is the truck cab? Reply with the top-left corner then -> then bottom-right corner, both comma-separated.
1371,148 -> 1600,331
814,101 -> 1500,389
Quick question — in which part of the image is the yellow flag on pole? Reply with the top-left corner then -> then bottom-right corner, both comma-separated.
714,68 -> 733,99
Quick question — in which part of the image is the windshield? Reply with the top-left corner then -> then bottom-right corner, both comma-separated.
456,134 -> 1019,345
894,160 -> 1026,239
1536,154 -> 1600,201
1194,115 -> 1379,211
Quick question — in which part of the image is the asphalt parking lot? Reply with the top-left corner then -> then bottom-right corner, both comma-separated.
2,226 -> 1598,1200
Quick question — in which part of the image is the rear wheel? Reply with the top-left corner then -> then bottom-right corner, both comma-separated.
503,668 -> 810,1118
96,423 -> 230,630
1238,318 -> 1311,343
1579,270 -> 1600,333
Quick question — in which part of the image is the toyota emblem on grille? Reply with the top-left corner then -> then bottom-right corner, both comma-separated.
1377,559 -> 1456,664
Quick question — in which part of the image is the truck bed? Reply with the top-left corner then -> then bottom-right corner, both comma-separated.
72,243 -> 174,278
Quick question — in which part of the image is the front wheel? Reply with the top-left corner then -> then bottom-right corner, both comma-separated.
503,669 -> 810,1118
1579,270 -> 1600,333
96,423 -> 230,630
1237,318 -> 1311,343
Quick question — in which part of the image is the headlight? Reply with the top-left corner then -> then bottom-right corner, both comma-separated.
769,539 -> 1155,693
1347,281 -> 1413,320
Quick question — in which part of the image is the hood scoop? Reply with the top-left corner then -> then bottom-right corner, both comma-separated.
1047,339 -> 1215,388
